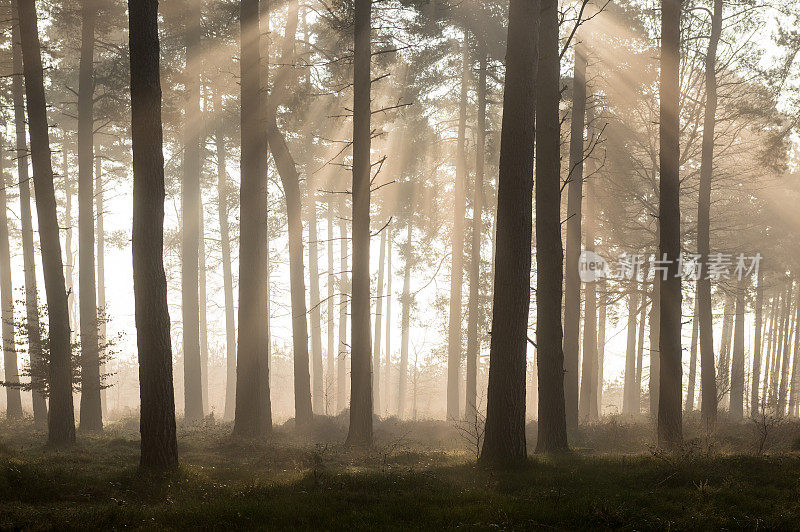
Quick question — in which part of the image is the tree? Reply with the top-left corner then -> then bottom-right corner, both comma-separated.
730,279 -> 746,419
78,0 -> 103,432
17,0 -> 76,446
657,0 -> 683,448
128,0 -> 178,469
346,0 -> 373,446
535,0 -> 569,453
234,0 -> 272,438
10,2 -> 47,426
751,268 -> 764,417
479,0 -> 538,465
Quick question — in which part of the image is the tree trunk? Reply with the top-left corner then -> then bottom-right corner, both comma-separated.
308,196 -> 323,415
751,269 -> 764,417
685,296 -> 699,412
718,294 -> 734,406
346,0 -> 373,446
730,279 -> 746,420
479,0 -> 538,464
96,156 -> 107,416
234,0 -> 272,438
466,44 -> 487,423
384,227 -> 392,413
128,0 -> 178,468
649,267 -> 660,415
398,207 -> 413,418
326,200 -> 335,414
635,282 -> 647,413
696,0 -> 722,425
337,215 -> 349,413
778,282 -> 796,415
597,278 -> 607,412
623,281 -> 640,416
789,288 -> 800,417
534,0 -> 568,454
771,284 -> 790,409
579,194 -> 598,422
765,293 -> 778,406
447,36 -> 469,421
0,144 -> 22,419
63,143 -> 75,337
181,0 -> 203,423
372,229 -> 386,414
11,8 -> 47,425
563,40 -> 587,432
199,204 -> 209,414
17,0 -> 76,446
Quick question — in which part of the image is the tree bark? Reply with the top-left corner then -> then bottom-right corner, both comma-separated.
685,296 -> 699,412
181,0 -> 203,423
78,0 -> 103,432
563,39 -> 587,432
234,0 -> 272,438
346,0 -> 373,446
63,144 -> 75,337
128,0 -> 178,468
597,278 -> 607,412
199,203 -> 209,414
96,156 -> 107,416
657,0 -> 683,447
696,0 -> 723,424
337,214 -> 349,413
398,204 -> 413,418
623,281 -> 640,416
326,200 -> 335,414
11,6 -> 47,425
308,195 -> 323,415
579,194 -> 598,422
384,227 -> 393,412
730,279 -> 746,420
535,0 -> 569,454
18,0 -> 76,446
751,268 -> 764,417
0,144 -> 22,419
778,282 -> 795,415
480,0 -> 539,464
372,229 -> 386,414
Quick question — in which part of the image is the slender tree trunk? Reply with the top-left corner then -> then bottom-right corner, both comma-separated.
384,227 -> 392,413
765,293 -> 778,406
128,0 -> 178,468
234,0 -> 272,437
337,215 -> 348,413
771,284 -> 790,408
466,44 -> 487,422
597,278 -> 607,412
17,0 -> 76,446
63,144 -> 75,335
649,267 -> 660,415
623,281 -> 640,416
685,296 -> 699,412
730,279 -> 746,420
372,229 -> 386,414
398,207 -> 413,418
479,0 -> 539,464
563,39 -> 587,432
697,0 -> 722,425
778,282 -> 796,415
718,294 -> 734,406
11,7 -> 47,425
326,200 -> 335,414
346,0 -> 373,446
447,36 -> 469,421
181,0 -> 203,423
751,269 -> 764,417
216,113 -> 236,422
635,282 -> 647,413
199,204 -> 209,413
789,288 -> 800,417
0,144 -> 22,419
96,156 -> 107,416
309,196 -> 323,415
580,193 -> 598,422
535,0 -> 568,453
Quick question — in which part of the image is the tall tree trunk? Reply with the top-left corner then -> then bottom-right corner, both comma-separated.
346,0 -> 373,446
597,278 -> 607,412
580,193 -> 598,422
751,269 -> 764,417
384,227 -> 392,412
685,296 -> 699,412
789,288 -> 800,416
778,282 -> 796,415
308,196 -> 323,415
96,156 -> 107,416
718,294 -> 734,406
771,284 -> 790,408
181,0 -> 203,423
398,207 -> 413,418
337,215 -> 348,413
635,282 -> 647,413
216,109 -> 236,422
697,0 -> 722,425
466,44 -> 487,422
649,267 -> 660,415
563,39 -> 587,432
447,36 -> 469,421
623,281 -> 640,416
11,7 -> 47,425
129,0 -> 178,467
266,0 -> 312,427
326,200 -> 335,414
17,0 -> 75,446
234,0 -> 272,437
0,144 -> 22,419
479,0 -> 539,464
765,293 -> 778,406
535,0 -> 568,453
372,229 -> 386,414
199,204 -> 209,413
730,279 -> 746,420
63,144 -> 75,335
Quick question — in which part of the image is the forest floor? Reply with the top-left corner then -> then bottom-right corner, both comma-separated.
1,414 -> 800,529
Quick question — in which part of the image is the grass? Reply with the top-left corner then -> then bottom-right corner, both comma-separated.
1,415 -> 799,529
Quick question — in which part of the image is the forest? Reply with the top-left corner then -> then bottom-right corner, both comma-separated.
1,0 -> 800,528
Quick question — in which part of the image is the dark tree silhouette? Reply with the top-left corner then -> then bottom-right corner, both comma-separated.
480,0 -> 539,465
17,0 -> 76,447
